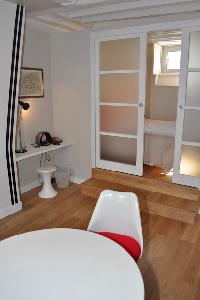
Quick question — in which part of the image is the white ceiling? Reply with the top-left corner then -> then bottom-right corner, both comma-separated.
6,0 -> 200,32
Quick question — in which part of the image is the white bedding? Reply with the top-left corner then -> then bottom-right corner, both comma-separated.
144,119 -> 176,137
144,119 -> 176,173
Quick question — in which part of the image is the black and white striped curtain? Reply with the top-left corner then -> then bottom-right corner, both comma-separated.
0,0 -> 25,218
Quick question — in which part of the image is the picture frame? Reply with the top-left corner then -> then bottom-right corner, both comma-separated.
19,68 -> 44,98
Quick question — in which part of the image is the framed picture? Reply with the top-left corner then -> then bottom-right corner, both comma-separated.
19,68 -> 44,98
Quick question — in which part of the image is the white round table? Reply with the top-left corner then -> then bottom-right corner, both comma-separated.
0,228 -> 144,300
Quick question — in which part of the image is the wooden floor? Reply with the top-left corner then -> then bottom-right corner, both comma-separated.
82,168 -> 200,224
143,165 -> 172,183
0,184 -> 200,300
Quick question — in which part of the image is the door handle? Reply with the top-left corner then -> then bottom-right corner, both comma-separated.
139,102 -> 144,108
179,104 -> 184,109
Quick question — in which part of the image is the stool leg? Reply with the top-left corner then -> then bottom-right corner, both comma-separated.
39,171 -> 57,198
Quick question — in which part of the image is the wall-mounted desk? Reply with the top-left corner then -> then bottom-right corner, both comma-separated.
16,142 -> 72,162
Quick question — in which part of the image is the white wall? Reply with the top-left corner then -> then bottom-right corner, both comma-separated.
49,28 -> 179,182
150,77 -> 178,121
18,15 -> 200,192
18,22 -> 54,189
146,44 -> 178,121
50,30 -> 91,180
17,12 -> 200,194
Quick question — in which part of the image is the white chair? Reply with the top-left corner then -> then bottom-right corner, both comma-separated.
87,190 -> 143,259
37,166 -> 57,199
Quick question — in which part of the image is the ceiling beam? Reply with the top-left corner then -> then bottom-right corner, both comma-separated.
76,0 -> 109,5
28,17 -> 72,32
27,0 -> 120,17
82,2 -> 200,23
67,0 -> 194,18
37,15 -> 91,30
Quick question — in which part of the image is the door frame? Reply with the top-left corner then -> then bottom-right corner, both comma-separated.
172,27 -> 200,188
90,18 -> 200,181
93,31 -> 147,175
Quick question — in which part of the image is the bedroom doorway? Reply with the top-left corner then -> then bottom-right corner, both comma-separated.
92,25 -> 200,188
144,30 -> 182,181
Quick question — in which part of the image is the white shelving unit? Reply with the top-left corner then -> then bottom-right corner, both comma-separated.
16,142 -> 72,162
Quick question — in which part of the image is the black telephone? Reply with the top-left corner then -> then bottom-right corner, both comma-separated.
35,131 -> 52,146
35,132 -> 62,146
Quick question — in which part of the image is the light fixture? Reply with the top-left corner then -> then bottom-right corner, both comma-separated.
15,100 -> 30,153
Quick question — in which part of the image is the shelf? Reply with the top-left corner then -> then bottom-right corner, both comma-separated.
99,131 -> 137,139
16,142 -> 72,162
100,102 -> 138,107
182,141 -> 200,147
99,70 -> 139,75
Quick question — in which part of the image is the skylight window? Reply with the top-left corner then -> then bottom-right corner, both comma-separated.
166,50 -> 181,70
162,45 -> 181,73
153,43 -> 181,86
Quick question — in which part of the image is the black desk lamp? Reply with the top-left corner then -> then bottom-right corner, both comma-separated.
15,100 -> 30,153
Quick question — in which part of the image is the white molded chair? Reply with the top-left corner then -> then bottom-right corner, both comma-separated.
87,190 -> 143,258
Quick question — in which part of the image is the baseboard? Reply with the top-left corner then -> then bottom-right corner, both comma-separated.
20,177 -> 86,194
21,180 -> 41,194
0,202 -> 22,220
70,176 -> 87,184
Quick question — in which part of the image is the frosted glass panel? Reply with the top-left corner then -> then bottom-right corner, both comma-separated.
188,32 -> 200,68
186,72 -> 200,107
100,106 -> 138,135
100,73 -> 139,103
180,145 -> 200,176
182,110 -> 200,142
100,135 -> 137,165
100,38 -> 140,71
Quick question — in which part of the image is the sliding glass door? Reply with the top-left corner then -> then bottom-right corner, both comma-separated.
95,33 -> 147,175
173,29 -> 200,188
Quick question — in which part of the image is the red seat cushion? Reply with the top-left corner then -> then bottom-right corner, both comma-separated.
96,231 -> 141,262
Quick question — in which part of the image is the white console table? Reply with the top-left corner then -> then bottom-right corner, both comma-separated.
16,142 -> 72,162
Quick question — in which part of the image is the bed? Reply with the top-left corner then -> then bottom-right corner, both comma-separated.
144,119 -> 176,173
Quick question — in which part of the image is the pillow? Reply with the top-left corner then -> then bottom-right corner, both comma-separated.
96,231 -> 141,262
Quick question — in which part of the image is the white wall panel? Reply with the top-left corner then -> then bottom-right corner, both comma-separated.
50,30 -> 91,180
18,23 -> 54,189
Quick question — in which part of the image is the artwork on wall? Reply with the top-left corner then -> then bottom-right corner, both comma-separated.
19,68 -> 44,98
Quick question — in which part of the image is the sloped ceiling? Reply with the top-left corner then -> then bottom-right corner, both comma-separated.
6,0 -> 200,32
